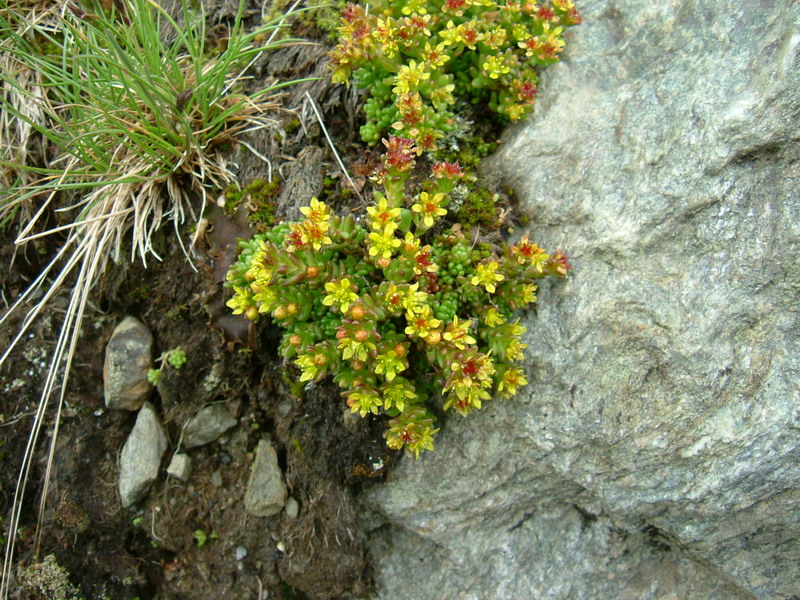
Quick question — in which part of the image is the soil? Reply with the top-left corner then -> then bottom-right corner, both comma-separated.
0,2 -> 510,598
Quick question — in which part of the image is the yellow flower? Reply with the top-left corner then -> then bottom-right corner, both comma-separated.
366,196 -> 402,230
323,278 -> 359,312
382,380 -> 417,413
373,18 -> 399,58
498,366 -> 528,398
411,191 -> 447,227
442,316 -> 476,350
421,42 -> 451,68
338,329 -> 377,362
470,262 -> 505,293
483,308 -> 506,327
368,224 -> 401,259
226,286 -> 255,316
347,391 -> 383,418
430,83 -> 456,110
483,55 -> 511,80
295,350 -> 329,382
506,338 -> 527,361
443,382 -> 491,415
404,306 -> 442,340
521,283 -> 537,304
506,103 -> 527,121
401,231 -> 421,256
393,60 -> 431,95
375,350 -> 407,381
299,197 -> 330,225
402,282 -> 428,313
299,221 -> 332,251
401,0 -> 427,15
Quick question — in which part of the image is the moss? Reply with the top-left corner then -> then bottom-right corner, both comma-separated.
285,117 -> 301,135
127,284 -> 151,301
456,187 -> 501,229
16,555 -> 85,600
223,178 -> 281,230
263,0 -> 347,42
282,370 -> 305,401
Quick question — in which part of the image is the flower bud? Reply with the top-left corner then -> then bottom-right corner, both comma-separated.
273,306 -> 287,319
336,329 -> 348,340
306,265 -> 320,278
352,360 -> 365,370
314,353 -> 328,366
376,257 -> 391,269
394,344 -> 407,357
355,329 -> 369,342
245,306 -> 259,321
427,331 -> 442,345
287,303 -> 299,315
350,304 -> 366,320
289,334 -> 302,346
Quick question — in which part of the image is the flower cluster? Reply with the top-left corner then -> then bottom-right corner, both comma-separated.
329,0 -> 581,146
226,136 -> 570,457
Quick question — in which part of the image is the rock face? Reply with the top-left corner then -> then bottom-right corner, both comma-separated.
103,317 -> 153,411
181,404 -> 238,449
244,439 -> 287,518
119,403 -> 167,507
366,2 -> 800,599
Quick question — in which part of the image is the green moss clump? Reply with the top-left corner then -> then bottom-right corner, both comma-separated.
456,188 -> 501,229
224,178 -> 281,230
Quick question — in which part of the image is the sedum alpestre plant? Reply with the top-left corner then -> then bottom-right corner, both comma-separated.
226,136 -> 570,457
329,0 -> 581,148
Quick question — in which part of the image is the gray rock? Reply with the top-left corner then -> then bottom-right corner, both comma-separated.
119,402 -> 167,507
366,1 -> 800,599
103,317 -> 153,411
166,453 -> 192,481
244,439 -> 287,518
182,404 -> 237,449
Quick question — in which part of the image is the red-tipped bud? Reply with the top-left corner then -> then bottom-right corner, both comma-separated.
355,329 -> 369,342
381,135 -> 417,172
289,334 -> 302,347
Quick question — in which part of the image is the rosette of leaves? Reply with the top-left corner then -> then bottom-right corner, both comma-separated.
226,136 -> 570,457
329,0 -> 581,148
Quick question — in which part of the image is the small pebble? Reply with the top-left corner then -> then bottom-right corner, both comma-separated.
285,496 -> 299,519
210,470 -> 223,488
167,453 -> 192,482
277,401 -> 293,417
235,546 -> 248,561
219,452 -> 232,465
